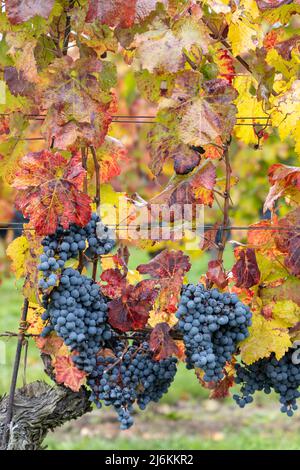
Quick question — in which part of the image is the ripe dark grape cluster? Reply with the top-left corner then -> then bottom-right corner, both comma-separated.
233,350 -> 300,416
38,213 -> 115,290
88,341 -> 178,429
176,284 -> 252,382
41,268 -> 112,373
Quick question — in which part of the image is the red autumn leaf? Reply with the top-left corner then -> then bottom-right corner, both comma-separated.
206,260 -> 228,289
209,374 -> 234,399
274,209 -> 300,276
12,150 -> 92,236
6,0 -> 54,24
137,249 -> 191,315
216,49 -> 235,85
35,333 -> 64,355
86,0 -> 166,28
137,249 -> 191,279
149,322 -> 179,361
54,355 -> 87,392
232,248 -> 261,289
108,279 -> 158,332
100,268 -> 127,298
264,164 -> 300,212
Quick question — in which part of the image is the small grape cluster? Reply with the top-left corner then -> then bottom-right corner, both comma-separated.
88,342 -> 178,429
41,268 -> 112,373
233,350 -> 300,416
176,284 -> 252,382
38,213 -> 115,290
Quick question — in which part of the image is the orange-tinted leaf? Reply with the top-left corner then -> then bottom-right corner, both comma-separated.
264,164 -> 300,212
6,0 -> 54,24
191,161 -> 216,207
13,150 -> 91,236
108,279 -> 158,332
95,137 -> 129,183
247,220 -> 274,248
149,322 -> 179,361
206,260 -> 228,289
210,374 -> 234,399
232,247 -> 261,289
36,333 -> 64,355
54,355 -> 87,392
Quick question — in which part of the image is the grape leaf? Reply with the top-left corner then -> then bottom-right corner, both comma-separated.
256,0 -> 292,9
36,333 -> 64,356
26,303 -> 45,335
179,79 -> 237,146
271,80 -> 300,157
100,268 -> 127,298
264,164 -> 300,212
206,260 -> 228,289
86,0 -> 166,27
108,279 -> 158,332
6,228 -> 43,302
91,136 -> 129,182
137,249 -> 191,279
240,311 -> 292,364
137,249 -> 191,323
274,209 -> 300,276
149,322 -> 179,360
12,150 -> 92,236
6,0 -> 55,25
4,67 -> 35,98
53,355 -> 87,392
232,247 -> 261,289
134,18 -> 211,73
40,57 -> 115,149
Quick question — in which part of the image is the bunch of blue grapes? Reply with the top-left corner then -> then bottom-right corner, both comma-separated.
41,268 -> 112,373
176,284 -> 252,382
88,341 -> 178,429
233,350 -> 300,416
38,213 -> 115,290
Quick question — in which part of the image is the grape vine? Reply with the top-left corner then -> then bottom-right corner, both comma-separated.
0,0 -> 299,448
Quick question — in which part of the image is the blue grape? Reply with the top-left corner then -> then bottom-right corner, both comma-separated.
176,283 -> 252,383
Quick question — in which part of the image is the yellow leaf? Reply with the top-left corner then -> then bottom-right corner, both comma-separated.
272,300 -> 300,328
6,229 -> 43,302
227,17 -> 260,57
240,311 -> 292,364
6,236 -> 29,278
27,303 -> 45,335
127,269 -> 142,285
271,80 -> 300,155
266,49 -> 300,81
234,76 -> 268,144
